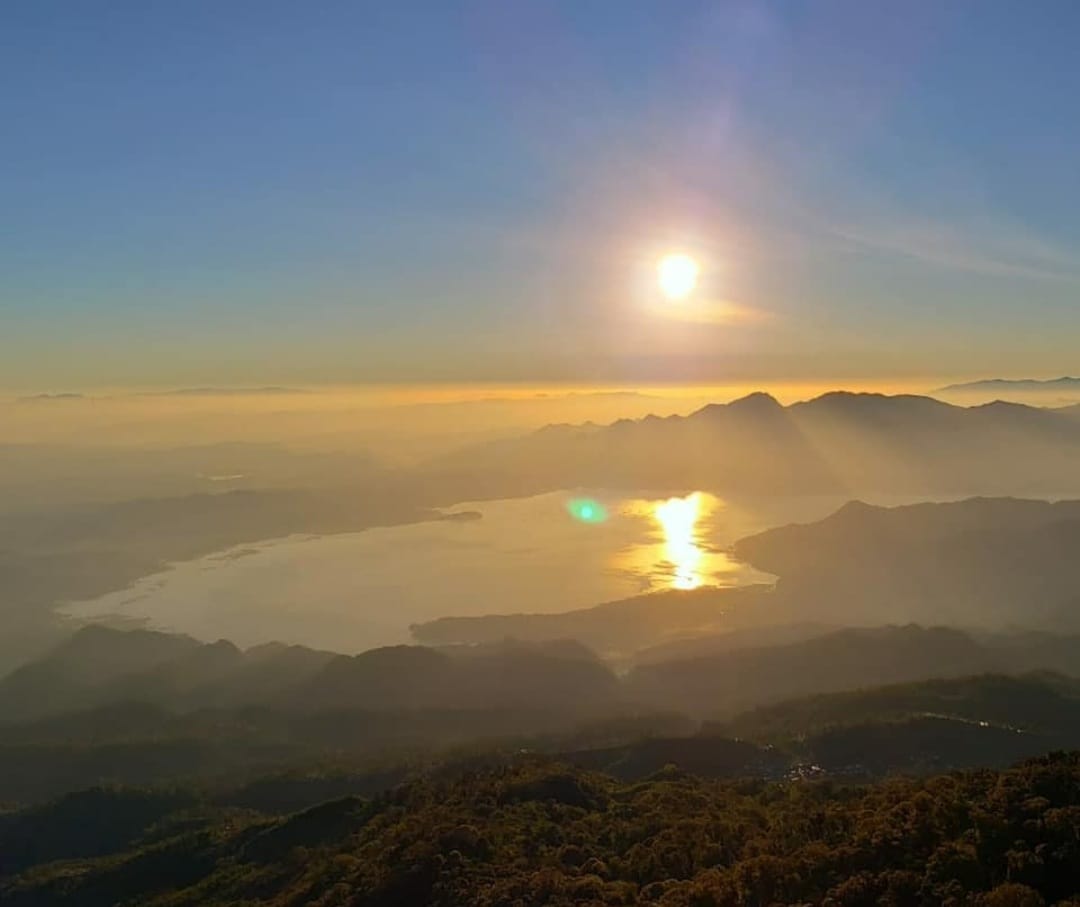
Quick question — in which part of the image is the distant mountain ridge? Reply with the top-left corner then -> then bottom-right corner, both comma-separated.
141,386 -> 308,396
426,391 -> 1080,498
939,376 -> 1080,393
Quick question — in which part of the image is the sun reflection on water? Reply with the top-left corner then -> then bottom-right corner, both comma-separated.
654,492 -> 708,589
611,490 -> 742,591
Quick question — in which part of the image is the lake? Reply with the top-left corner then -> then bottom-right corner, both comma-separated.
63,490 -> 853,653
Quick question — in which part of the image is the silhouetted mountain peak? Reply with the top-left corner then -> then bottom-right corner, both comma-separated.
833,499 -> 881,519
55,625 -> 202,667
728,391 -> 783,412
245,641 -> 335,662
431,386 -> 1080,501
690,392 -> 783,421
972,400 -> 1058,422
531,420 -> 599,438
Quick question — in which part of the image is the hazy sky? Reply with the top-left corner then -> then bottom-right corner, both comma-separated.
4,1 -> 1079,390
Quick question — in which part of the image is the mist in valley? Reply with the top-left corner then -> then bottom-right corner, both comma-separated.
6,3 -> 1080,903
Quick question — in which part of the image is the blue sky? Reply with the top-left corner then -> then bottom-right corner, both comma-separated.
3,0 -> 1079,389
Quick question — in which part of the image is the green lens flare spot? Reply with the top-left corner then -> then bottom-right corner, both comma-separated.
567,498 -> 608,524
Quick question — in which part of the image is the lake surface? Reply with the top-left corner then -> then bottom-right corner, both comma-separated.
63,490 -> 853,653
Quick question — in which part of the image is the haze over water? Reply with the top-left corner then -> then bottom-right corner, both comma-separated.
64,490 -> 793,653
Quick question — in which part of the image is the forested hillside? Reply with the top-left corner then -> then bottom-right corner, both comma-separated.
4,753 -> 1080,905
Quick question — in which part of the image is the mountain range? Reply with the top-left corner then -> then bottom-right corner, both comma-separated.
3,615 -> 1080,805
7,390 -> 1080,676
425,391 -> 1080,499
0,626 -> 617,724
733,496 -> 1080,628
939,376 -> 1080,393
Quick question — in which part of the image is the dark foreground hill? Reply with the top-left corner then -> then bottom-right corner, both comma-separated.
712,672 -> 1080,777
0,626 -> 620,723
722,672 -> 1080,743
4,753 -> 1080,906
624,625 -> 1080,718
3,622 -> 1080,805
6,621 -> 1079,730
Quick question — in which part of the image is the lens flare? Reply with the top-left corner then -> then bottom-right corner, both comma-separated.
567,497 -> 608,524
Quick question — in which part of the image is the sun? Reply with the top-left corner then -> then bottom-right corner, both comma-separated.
657,253 -> 699,301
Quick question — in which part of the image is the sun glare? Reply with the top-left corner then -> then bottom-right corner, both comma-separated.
657,253 -> 700,301
653,492 -> 707,589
